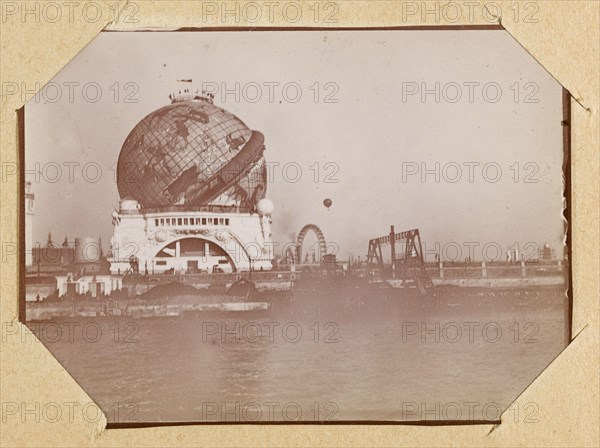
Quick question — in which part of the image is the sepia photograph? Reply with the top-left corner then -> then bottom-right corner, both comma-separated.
22,28 -> 570,425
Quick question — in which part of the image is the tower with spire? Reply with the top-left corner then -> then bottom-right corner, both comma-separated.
25,181 -> 34,266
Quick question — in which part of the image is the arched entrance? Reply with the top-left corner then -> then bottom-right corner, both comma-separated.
153,237 -> 236,274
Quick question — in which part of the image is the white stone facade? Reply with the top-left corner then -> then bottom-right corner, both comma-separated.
55,274 -> 123,298
108,199 -> 273,275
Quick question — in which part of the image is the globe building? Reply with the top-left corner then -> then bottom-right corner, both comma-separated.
108,91 -> 274,275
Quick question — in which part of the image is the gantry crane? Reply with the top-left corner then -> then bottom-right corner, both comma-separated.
366,226 -> 434,294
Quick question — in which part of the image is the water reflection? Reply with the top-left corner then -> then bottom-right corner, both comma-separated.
30,287 -> 567,423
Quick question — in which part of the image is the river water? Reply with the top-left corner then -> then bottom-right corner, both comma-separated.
30,286 -> 567,423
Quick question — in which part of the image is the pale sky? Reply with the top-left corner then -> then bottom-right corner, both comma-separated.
25,30 -> 566,261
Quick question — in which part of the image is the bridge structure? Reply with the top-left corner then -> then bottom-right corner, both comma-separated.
366,226 -> 434,294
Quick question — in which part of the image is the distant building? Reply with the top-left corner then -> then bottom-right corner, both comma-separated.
322,254 -> 338,270
55,274 -> 122,299
30,235 -> 108,275
25,181 -> 34,266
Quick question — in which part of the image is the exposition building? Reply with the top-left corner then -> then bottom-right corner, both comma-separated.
108,92 -> 274,275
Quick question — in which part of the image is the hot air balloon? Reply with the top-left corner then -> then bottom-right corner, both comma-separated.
323,198 -> 332,209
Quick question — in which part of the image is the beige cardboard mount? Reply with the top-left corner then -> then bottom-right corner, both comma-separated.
0,1 -> 598,447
